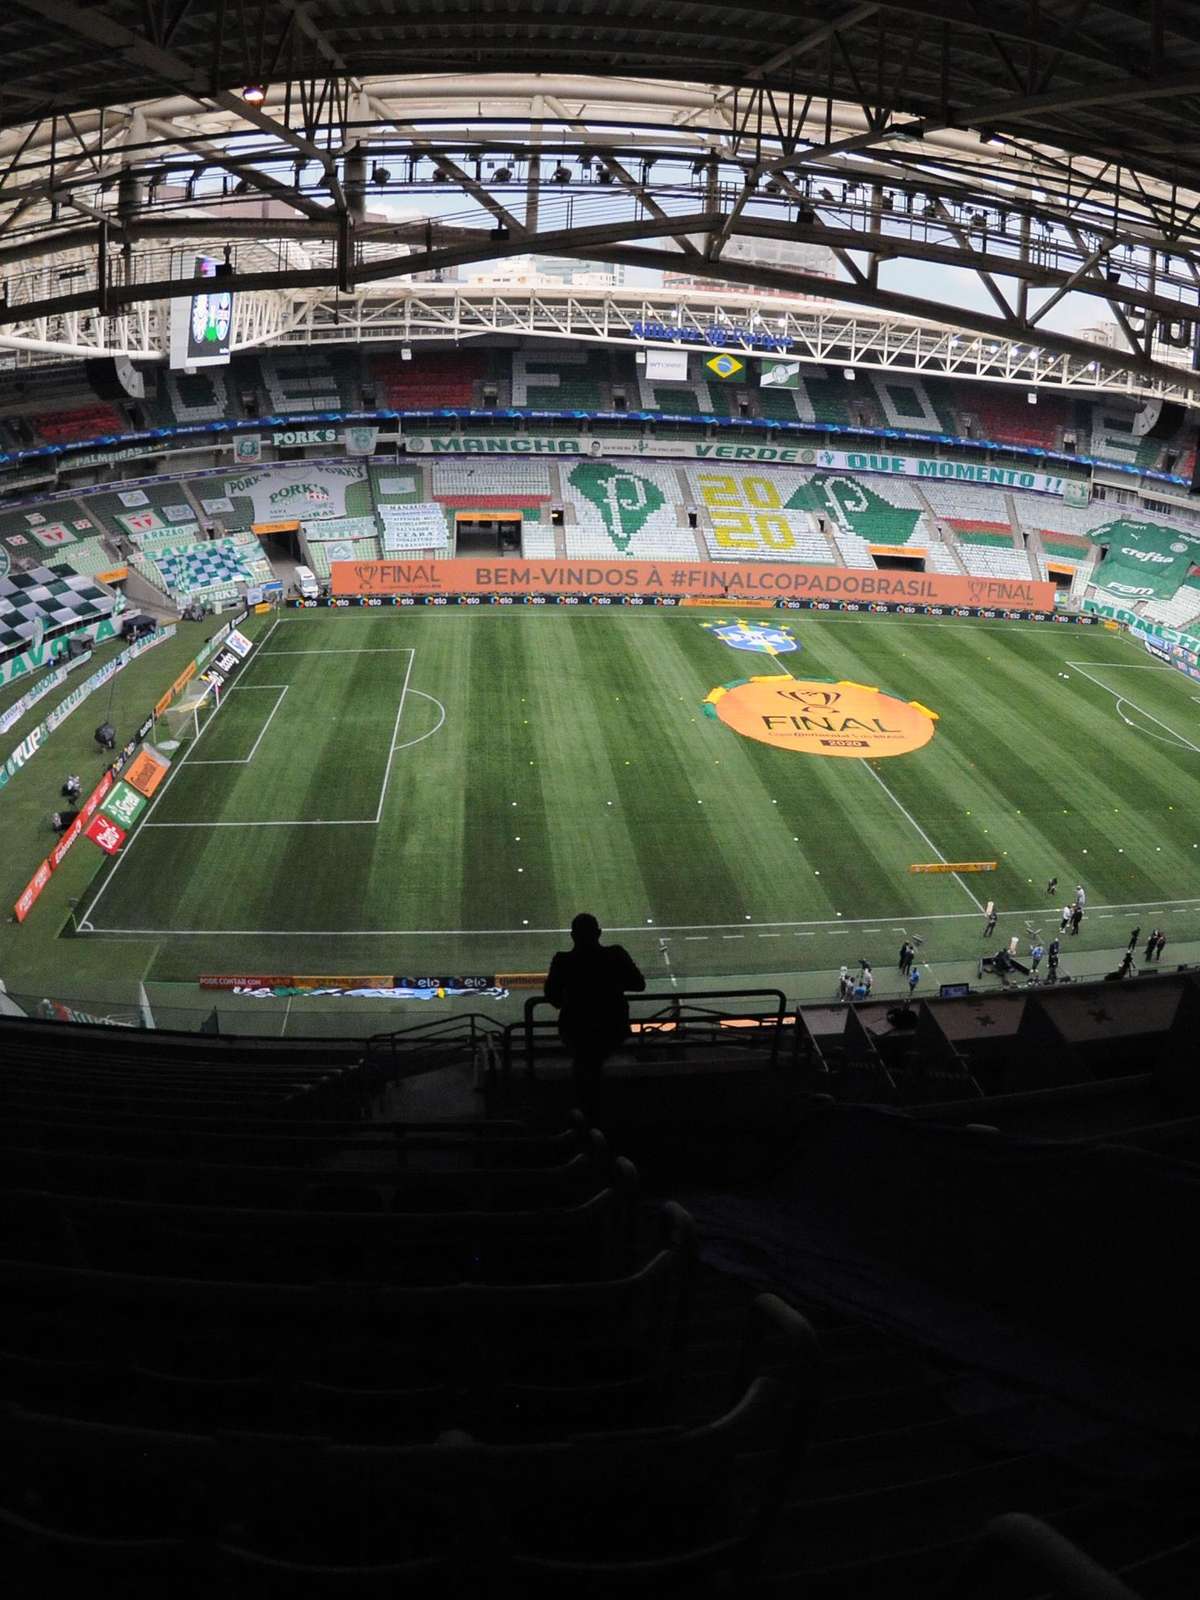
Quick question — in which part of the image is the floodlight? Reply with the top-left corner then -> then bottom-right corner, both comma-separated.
242,83 -> 265,105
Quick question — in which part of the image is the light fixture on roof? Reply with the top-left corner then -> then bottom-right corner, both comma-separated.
401,346 -> 413,362
552,163 -> 572,184
1104,266 -> 1122,285
843,367 -> 856,381
795,205 -> 816,227
764,177 -> 782,195
1027,391 -> 1038,405
371,163 -> 391,186
595,165 -> 613,184
492,165 -> 512,184
242,83 -> 266,105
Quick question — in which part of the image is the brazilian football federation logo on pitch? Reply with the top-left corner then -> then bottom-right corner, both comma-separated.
702,617 -> 800,656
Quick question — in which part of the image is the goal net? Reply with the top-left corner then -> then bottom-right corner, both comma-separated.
161,680 -> 220,744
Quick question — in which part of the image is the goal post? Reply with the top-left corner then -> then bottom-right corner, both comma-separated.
161,680 -> 219,744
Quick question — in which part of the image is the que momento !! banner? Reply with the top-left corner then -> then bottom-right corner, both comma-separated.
331,558 -> 1057,612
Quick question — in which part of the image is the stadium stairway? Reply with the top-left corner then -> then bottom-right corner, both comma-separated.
1001,496 -> 1040,579
3,1016 -> 1200,1594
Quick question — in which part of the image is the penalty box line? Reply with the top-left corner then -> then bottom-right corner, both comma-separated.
188,685 -> 290,766
80,624 -> 414,930
131,646 -> 414,832
76,614 -> 284,932
1067,659 -> 1200,756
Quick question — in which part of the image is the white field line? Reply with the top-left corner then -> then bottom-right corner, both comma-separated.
79,895 -> 1200,939
76,615 -> 283,931
374,647 -> 415,822
1068,659 -> 1200,755
139,649 -> 418,830
658,938 -> 678,989
859,760 -> 985,912
258,648 -> 417,655
189,685 -> 289,766
392,691 -> 445,752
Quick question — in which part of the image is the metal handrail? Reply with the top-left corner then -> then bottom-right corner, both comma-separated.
953,1513 -> 1143,1599
521,988 -> 789,1077
365,1011 -> 510,1083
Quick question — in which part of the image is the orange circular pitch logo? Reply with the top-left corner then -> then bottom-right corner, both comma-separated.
704,677 -> 937,758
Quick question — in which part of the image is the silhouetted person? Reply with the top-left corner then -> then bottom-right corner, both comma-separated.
544,913 -> 645,1103
1144,929 -> 1160,964
1154,931 -> 1167,962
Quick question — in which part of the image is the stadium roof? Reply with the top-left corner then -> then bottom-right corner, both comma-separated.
6,1 -> 1200,186
4,2 -> 1200,388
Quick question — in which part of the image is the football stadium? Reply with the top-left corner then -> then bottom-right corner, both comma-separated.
3,4 -> 1200,1593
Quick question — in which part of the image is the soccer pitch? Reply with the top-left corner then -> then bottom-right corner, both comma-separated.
76,607 -> 1200,986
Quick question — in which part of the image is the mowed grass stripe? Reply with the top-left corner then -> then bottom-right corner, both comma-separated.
365,616 -> 469,931
448,615 -> 560,929
523,616 -> 655,928
74,611 -> 1200,984
695,617 -> 985,922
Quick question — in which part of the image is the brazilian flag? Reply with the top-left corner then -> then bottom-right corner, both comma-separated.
704,352 -> 747,382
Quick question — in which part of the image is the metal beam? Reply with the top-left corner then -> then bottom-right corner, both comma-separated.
555,242 -> 1196,391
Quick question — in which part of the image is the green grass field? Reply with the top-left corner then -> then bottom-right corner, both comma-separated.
64,606 -> 1200,998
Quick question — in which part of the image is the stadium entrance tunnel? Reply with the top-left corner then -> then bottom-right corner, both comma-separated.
454,512 -> 523,555
705,677 -> 938,757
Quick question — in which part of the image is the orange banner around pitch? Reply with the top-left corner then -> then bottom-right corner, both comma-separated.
909,861 -> 998,873
125,745 -> 170,798
331,558 -> 1057,612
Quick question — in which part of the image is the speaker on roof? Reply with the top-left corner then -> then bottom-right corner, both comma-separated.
85,356 -> 144,400
1137,398 -> 1185,440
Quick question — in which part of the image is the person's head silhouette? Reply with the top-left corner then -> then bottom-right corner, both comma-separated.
570,912 -> 602,948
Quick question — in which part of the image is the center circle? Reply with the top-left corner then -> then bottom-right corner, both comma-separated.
709,677 -> 937,758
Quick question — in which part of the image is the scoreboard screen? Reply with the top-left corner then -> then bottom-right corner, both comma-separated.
169,255 -> 233,369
